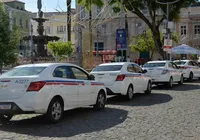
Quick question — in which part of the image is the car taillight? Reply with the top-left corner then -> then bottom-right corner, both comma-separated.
27,81 -> 46,92
116,74 -> 125,81
161,70 -> 169,75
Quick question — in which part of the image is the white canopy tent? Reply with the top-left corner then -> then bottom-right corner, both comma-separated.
171,44 -> 200,55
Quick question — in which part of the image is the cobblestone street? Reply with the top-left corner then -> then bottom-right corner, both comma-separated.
0,80 -> 200,140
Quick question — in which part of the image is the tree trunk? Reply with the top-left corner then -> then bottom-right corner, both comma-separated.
151,26 -> 166,60
89,3 -> 93,69
0,65 -> 2,74
67,0 -> 71,41
125,13 -> 129,57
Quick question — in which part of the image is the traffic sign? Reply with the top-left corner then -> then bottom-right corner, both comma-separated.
116,29 -> 127,50
164,39 -> 172,52
164,39 -> 172,47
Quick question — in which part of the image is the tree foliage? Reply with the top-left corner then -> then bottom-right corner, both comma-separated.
76,0 -> 104,11
130,29 -> 179,59
48,41 -> 74,62
0,3 -> 20,71
109,0 -> 197,59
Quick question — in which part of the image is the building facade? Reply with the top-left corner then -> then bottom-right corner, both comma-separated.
75,0 -> 166,65
3,0 -> 32,56
75,1 -> 200,64
176,4 -> 200,50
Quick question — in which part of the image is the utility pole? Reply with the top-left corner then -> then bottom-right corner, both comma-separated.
156,0 -> 180,60
67,0 -> 71,41
30,23 -> 34,63
120,0 -> 123,61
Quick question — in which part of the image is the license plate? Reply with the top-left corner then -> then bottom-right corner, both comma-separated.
0,104 -> 11,110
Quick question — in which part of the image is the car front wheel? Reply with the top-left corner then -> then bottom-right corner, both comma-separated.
94,91 -> 106,110
145,81 -> 152,95
178,75 -> 184,85
126,85 -> 134,100
167,77 -> 173,88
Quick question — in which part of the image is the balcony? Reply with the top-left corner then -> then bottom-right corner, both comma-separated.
57,31 -> 66,34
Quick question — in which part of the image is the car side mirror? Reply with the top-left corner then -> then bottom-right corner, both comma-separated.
143,69 -> 147,73
89,74 -> 95,80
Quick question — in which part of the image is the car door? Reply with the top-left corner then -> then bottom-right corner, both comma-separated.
126,64 -> 140,93
191,61 -> 200,78
172,62 -> 181,81
133,64 -> 148,92
69,66 -> 94,107
52,66 -> 79,109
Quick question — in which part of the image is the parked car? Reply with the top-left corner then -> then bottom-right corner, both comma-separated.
173,60 -> 200,81
90,62 -> 152,100
0,63 -> 106,123
143,61 -> 184,88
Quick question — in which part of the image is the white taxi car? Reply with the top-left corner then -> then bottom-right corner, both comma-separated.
90,62 -> 152,100
143,61 -> 184,88
173,60 -> 200,81
0,63 -> 106,123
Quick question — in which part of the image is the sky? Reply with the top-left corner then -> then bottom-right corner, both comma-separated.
20,0 -> 76,12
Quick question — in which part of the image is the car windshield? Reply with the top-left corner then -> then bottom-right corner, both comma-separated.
92,65 -> 123,72
1,67 -> 46,76
143,62 -> 166,68
174,61 -> 186,65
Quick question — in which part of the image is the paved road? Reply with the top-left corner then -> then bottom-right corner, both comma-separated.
0,80 -> 200,140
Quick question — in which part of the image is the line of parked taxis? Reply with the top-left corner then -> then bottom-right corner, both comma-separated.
0,59 -> 199,123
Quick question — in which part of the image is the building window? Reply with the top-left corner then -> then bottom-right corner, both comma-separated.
180,25 -> 187,35
45,26 -> 50,34
26,20 -> 28,28
95,42 -> 104,51
194,24 -> 200,35
13,17 -> 16,25
80,7 -> 86,19
20,18 -> 23,28
60,26 -> 63,32
57,26 -> 65,33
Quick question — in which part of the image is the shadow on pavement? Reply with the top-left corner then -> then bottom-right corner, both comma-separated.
152,80 -> 200,91
0,107 -> 128,137
107,93 -> 173,106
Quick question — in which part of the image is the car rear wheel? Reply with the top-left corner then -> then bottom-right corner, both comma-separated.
188,72 -> 193,82
145,81 -> 152,95
126,85 -> 134,100
0,114 -> 13,123
178,75 -> 184,85
47,98 -> 64,123
94,91 -> 106,110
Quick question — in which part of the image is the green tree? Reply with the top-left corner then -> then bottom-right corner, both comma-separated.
130,29 -> 179,59
48,41 -> 74,62
109,0 -> 197,59
0,3 -> 20,72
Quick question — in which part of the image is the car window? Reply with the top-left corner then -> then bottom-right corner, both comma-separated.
127,64 -> 135,72
172,63 -> 179,69
192,61 -> 198,66
92,65 -> 123,72
1,67 -> 46,76
188,61 -> 193,66
168,62 -> 173,68
53,66 -> 74,79
174,61 -> 186,65
143,62 -> 166,68
133,64 -> 143,73
70,67 -> 89,80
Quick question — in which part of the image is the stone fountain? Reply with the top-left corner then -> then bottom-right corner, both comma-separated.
24,0 -> 59,57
